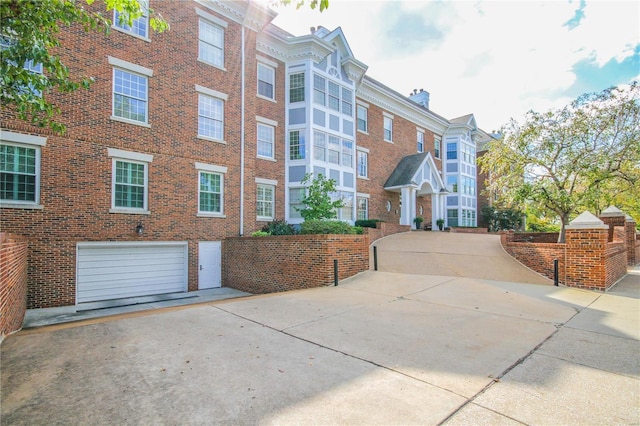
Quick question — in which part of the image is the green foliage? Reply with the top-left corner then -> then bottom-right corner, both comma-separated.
251,230 -> 271,237
481,206 -> 523,232
354,226 -> 363,235
300,220 -> 357,235
1,0 -> 168,134
413,216 -> 424,224
478,82 -> 640,242
355,219 -> 382,228
297,173 -> 344,221
261,219 -> 297,235
277,0 -> 330,12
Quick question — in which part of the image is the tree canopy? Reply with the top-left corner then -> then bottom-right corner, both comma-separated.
297,173 -> 344,221
478,82 -> 640,242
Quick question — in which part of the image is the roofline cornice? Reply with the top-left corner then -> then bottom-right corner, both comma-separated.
195,0 -> 277,32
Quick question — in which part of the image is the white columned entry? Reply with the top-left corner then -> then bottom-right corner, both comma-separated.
400,187 -> 415,226
431,193 -> 439,230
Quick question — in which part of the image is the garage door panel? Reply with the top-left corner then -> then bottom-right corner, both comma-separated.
77,243 -> 188,304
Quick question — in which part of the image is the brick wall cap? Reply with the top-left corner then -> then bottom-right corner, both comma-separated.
566,211 -> 608,229
625,214 -> 636,222
600,206 -> 625,217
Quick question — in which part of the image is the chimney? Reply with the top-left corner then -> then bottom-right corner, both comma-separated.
409,88 -> 430,109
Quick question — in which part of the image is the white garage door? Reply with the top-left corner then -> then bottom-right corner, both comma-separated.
77,242 -> 188,304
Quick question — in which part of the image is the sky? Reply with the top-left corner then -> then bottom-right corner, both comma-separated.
269,0 -> 640,132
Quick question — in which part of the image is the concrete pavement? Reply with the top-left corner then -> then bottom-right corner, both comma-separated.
1,232 -> 638,424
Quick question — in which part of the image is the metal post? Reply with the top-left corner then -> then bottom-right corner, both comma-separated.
554,259 -> 559,286
373,246 -> 378,271
334,259 -> 338,286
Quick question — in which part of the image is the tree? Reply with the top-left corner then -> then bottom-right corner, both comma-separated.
478,82 -> 640,242
1,0 -> 168,134
481,205 -> 523,232
297,173 -> 344,221
277,0 -> 329,12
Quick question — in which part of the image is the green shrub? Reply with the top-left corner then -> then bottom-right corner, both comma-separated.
251,230 -> 270,237
354,226 -> 364,235
261,219 -> 296,235
300,220 -> 357,235
355,219 -> 382,228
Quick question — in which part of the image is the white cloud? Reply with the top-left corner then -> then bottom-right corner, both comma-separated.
271,0 -> 640,131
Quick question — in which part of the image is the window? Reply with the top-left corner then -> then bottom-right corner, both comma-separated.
417,130 -> 424,153
357,196 -> 368,221
199,19 -> 224,67
357,150 -> 368,178
199,171 -> 223,214
289,73 -> 305,103
114,160 -> 146,209
313,131 -> 326,162
447,142 -> 457,160
313,74 -> 326,106
113,68 -> 148,123
342,87 -> 353,116
338,191 -> 354,221
1,37 -> 44,96
289,130 -> 305,160
328,81 -> 340,111
289,187 -> 305,219
383,115 -> 393,142
447,176 -> 458,193
434,137 -> 441,159
447,209 -> 459,227
257,63 -> 275,100
1,144 -> 38,204
342,139 -> 353,167
198,94 -> 224,140
257,123 -> 274,159
327,135 -> 340,165
357,105 -> 368,133
256,183 -> 275,220
114,0 -> 149,38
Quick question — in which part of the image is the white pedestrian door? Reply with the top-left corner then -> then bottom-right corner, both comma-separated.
198,241 -> 221,289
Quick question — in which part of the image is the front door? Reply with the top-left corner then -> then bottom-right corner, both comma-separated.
198,241 -> 221,289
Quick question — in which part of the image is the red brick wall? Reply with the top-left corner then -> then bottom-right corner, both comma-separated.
448,227 -> 488,234
565,228 -> 608,290
600,215 -> 626,242
0,233 -> 28,340
500,231 -> 566,283
625,221 -> 638,265
222,234 -> 369,294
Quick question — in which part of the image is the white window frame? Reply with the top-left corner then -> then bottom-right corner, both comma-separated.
197,9 -> 227,70
108,56 -> 152,127
112,0 -> 150,41
289,73 -> 305,103
417,129 -> 425,153
383,113 -> 393,142
108,148 -> 153,214
434,137 -> 441,159
257,58 -> 276,101
195,162 -> 227,217
289,187 -> 305,220
256,178 -> 277,221
0,131 -> 46,209
357,193 -> 369,221
357,103 -> 368,133
357,148 -> 368,179
256,117 -> 276,160
196,85 -> 228,143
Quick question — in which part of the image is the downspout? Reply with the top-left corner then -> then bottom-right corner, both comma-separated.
239,25 -> 246,236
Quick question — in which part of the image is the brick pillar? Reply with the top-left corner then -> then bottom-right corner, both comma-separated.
599,206 -> 626,242
626,216 -> 638,266
565,211 -> 609,290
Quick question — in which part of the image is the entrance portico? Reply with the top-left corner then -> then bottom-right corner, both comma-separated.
384,152 -> 448,229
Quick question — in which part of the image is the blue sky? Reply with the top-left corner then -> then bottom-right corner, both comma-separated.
271,0 -> 640,132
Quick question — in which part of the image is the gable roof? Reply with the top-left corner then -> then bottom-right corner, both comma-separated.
384,152 -> 446,193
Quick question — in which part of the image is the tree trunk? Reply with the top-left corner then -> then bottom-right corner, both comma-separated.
558,214 -> 569,243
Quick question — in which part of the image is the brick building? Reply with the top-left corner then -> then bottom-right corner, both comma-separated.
1,1 -> 486,308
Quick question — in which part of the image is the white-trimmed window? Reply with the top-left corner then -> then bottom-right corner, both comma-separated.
357,104 -> 368,133
108,148 -> 153,213
198,16 -> 225,68
357,195 -> 369,221
257,121 -> 275,159
383,114 -> 393,142
313,131 -> 326,162
342,139 -> 353,167
256,178 -> 276,220
313,74 -> 326,106
289,187 -> 305,219
417,129 -> 425,153
327,135 -> 340,165
289,130 -> 305,160
434,137 -> 441,159
0,131 -> 46,208
342,87 -> 353,116
257,61 -> 275,100
196,162 -> 227,216
289,73 -> 305,103
109,57 -> 152,125
357,149 -> 368,178
196,85 -> 227,142
328,81 -> 340,111
113,0 -> 149,39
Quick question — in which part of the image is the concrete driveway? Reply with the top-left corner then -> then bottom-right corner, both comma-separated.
1,233 -> 639,425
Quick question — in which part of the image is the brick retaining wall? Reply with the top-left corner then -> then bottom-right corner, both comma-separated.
1,233 -> 28,341
222,234 -> 369,294
500,231 -> 565,283
448,227 -> 488,234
